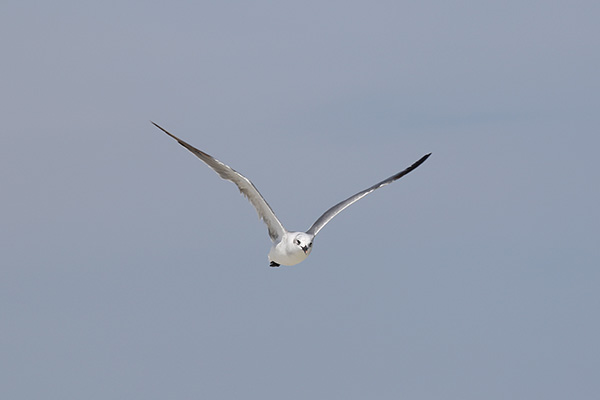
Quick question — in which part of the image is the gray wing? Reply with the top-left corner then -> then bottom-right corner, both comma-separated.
306,153 -> 431,236
152,122 -> 287,242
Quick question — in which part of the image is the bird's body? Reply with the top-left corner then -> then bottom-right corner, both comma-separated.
152,122 -> 430,267
268,232 -> 314,266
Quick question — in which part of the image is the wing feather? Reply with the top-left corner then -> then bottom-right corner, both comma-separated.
152,122 -> 286,241
306,153 -> 431,236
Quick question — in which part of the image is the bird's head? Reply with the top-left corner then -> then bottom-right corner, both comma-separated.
293,233 -> 314,255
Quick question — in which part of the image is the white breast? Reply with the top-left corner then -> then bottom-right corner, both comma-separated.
268,237 -> 310,266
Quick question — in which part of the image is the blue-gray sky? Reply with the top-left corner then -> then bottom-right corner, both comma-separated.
1,1 -> 599,399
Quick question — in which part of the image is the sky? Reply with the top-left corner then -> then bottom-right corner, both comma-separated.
1,1 -> 599,399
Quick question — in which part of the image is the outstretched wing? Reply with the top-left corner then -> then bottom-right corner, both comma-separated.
152,122 -> 287,242
306,153 -> 431,236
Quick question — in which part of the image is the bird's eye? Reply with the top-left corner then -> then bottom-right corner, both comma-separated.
308,243 -> 312,247
294,239 -> 300,245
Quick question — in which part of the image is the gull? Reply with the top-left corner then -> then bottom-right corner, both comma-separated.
152,122 -> 431,267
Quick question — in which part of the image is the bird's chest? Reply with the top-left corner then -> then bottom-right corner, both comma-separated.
269,241 -> 308,266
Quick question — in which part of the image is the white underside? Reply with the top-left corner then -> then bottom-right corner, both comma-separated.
268,243 -> 309,266
267,232 -> 313,266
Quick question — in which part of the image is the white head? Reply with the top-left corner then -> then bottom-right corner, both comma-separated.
292,232 -> 314,256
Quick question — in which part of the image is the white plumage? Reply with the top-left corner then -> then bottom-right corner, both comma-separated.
153,122 -> 430,266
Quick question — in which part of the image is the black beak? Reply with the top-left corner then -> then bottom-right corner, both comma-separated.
301,246 -> 308,253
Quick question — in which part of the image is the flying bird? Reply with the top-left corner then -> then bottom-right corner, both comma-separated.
152,122 -> 431,267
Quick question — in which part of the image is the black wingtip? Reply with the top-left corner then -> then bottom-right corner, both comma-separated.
151,120 -> 166,133
389,152 -> 431,182
411,152 -> 432,169
151,121 -> 181,143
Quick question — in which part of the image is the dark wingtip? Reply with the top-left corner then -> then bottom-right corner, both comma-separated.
390,152 -> 431,181
412,152 -> 432,168
150,121 -> 180,142
151,120 -> 166,133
